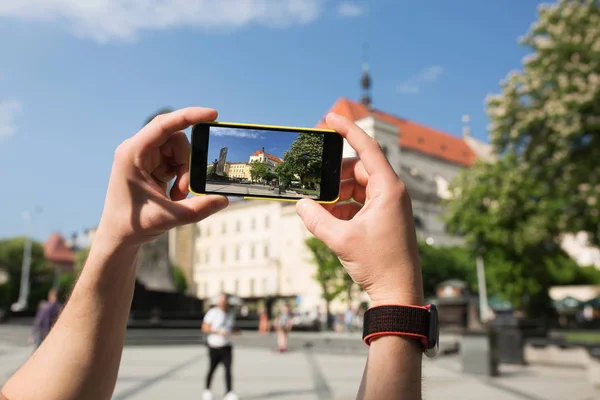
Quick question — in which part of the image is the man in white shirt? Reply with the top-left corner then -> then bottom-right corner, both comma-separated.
202,293 -> 236,400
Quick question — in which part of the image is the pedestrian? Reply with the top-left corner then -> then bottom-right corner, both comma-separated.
274,302 -> 292,352
258,306 -> 269,335
30,289 -> 62,349
344,308 -> 354,332
202,293 -> 237,400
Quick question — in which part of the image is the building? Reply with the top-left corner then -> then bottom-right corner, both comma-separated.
249,149 -> 282,172
193,200 -> 358,313
225,162 -> 251,180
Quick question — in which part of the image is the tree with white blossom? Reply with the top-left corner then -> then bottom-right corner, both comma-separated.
446,0 -> 600,314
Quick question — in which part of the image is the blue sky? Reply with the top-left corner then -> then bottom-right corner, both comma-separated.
207,127 -> 297,163
0,0 -> 543,241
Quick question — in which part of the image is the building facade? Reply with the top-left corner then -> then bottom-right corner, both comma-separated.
225,162 -> 251,180
249,149 -> 282,172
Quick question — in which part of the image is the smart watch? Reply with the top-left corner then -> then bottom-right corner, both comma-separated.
362,304 -> 439,358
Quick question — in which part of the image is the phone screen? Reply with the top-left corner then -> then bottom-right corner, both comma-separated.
190,123 -> 343,202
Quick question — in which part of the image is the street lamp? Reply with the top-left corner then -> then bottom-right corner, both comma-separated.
11,207 -> 42,312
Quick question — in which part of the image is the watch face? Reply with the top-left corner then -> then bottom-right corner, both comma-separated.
424,304 -> 439,358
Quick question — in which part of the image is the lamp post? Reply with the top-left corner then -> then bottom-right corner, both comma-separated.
11,207 -> 42,312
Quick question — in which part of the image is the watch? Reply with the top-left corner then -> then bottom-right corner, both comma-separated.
362,304 -> 439,358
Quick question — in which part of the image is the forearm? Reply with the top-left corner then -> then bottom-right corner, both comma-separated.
357,336 -> 422,400
2,233 -> 139,400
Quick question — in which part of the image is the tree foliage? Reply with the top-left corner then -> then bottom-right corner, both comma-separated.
250,161 -> 268,182
172,267 -> 188,294
306,237 -> 346,328
446,1 -> 600,315
275,161 -> 295,186
283,133 -> 323,187
486,0 -> 600,246
418,242 -> 477,297
0,237 -> 53,310
75,247 -> 90,273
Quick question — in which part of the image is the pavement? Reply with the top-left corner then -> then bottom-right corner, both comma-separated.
1,326 -> 598,400
206,182 -> 317,199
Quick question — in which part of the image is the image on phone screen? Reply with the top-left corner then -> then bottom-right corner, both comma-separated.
190,123 -> 343,202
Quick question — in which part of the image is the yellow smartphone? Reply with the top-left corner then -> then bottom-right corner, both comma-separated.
189,122 -> 343,203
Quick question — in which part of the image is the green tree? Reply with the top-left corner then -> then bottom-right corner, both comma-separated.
250,161 -> 268,182
418,242 -> 477,297
0,237 -> 54,311
283,133 -> 323,188
264,171 -> 277,183
75,247 -> 90,273
275,161 -> 295,186
486,0 -> 600,246
306,237 -> 345,329
172,267 -> 188,294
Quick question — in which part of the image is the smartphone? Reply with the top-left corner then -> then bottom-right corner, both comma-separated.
189,122 -> 343,203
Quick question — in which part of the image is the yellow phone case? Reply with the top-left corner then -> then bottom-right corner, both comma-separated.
188,121 -> 340,204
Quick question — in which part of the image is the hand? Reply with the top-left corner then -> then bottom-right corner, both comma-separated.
96,107 -> 229,247
296,113 -> 423,306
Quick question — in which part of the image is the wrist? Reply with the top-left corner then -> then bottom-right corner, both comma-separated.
368,290 -> 424,308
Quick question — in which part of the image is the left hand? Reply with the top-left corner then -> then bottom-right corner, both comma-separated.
96,107 -> 229,247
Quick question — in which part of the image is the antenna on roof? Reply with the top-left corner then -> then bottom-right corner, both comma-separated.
361,43 -> 372,110
461,114 -> 471,138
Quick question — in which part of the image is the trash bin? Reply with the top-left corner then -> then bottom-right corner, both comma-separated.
492,318 -> 525,365
460,329 -> 499,376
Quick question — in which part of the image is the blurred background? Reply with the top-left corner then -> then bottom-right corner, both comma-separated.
1,0 -> 599,399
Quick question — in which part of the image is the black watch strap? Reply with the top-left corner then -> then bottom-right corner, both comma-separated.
362,304 -> 439,357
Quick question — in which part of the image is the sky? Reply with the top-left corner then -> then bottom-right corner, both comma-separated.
0,0 -> 544,241
207,127 -> 298,163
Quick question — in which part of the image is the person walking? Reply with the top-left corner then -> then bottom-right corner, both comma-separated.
202,293 -> 237,400
274,303 -> 292,352
30,289 -> 62,349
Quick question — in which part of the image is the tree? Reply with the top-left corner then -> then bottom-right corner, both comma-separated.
283,133 -> 323,188
264,171 -> 277,183
275,161 -> 295,186
418,242 -> 477,298
75,247 -> 90,273
172,267 -> 188,294
486,0 -> 600,246
306,237 -> 345,329
0,237 -> 54,311
250,161 -> 268,183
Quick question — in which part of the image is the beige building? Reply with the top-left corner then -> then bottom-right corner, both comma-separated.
249,149 -> 282,172
225,162 -> 251,180
193,200 -> 362,313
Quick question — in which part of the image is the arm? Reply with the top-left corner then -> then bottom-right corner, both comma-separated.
296,112 -> 425,400
1,107 -> 228,400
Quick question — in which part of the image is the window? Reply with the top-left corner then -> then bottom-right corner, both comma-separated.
414,215 -> 424,230
250,278 -> 255,296
235,245 -> 240,261
265,216 -> 270,229
220,280 -> 224,292
250,244 -> 255,259
251,218 -> 256,230
222,223 -> 226,234
264,244 -> 269,258
234,279 -> 239,295
205,251 -> 210,264
236,220 -> 241,232
221,248 -> 226,262
262,277 -> 268,293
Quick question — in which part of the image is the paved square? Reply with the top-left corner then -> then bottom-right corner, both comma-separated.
1,340 -> 598,400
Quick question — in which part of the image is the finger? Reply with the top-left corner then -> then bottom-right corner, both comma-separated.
296,199 -> 344,246
160,131 -> 191,200
330,201 -> 362,221
338,179 -> 367,204
326,113 -> 395,178
165,195 -> 229,227
341,158 -> 359,180
135,107 -> 218,151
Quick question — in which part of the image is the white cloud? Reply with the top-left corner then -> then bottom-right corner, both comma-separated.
211,127 -> 263,139
397,65 -> 444,95
0,100 -> 23,142
0,0 -> 324,43
336,2 -> 366,18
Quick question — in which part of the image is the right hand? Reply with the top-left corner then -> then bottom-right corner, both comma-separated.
296,113 -> 423,307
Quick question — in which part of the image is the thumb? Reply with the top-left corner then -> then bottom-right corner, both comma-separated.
166,195 -> 229,227
296,199 -> 342,246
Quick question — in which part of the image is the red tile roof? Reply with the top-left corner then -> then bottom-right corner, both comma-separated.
44,233 -> 75,264
251,150 -> 283,163
315,98 -> 477,166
